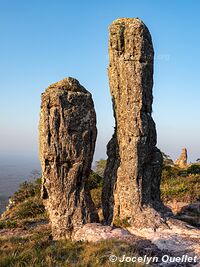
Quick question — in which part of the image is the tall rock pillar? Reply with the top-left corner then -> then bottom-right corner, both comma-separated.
39,77 -> 99,239
175,148 -> 188,168
102,18 -> 170,228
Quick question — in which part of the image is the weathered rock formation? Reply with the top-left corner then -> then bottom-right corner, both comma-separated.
102,18 -> 170,229
175,148 -> 188,168
39,77 -> 99,239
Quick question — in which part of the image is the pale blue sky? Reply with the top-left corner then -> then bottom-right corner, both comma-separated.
0,0 -> 200,163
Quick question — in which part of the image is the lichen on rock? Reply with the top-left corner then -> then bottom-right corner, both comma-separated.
39,77 -> 99,239
102,18 -> 171,229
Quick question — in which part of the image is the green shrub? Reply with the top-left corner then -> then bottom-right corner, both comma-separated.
0,220 -> 17,229
88,171 -> 102,190
94,159 -> 107,177
161,165 -> 179,180
187,164 -> 200,175
113,216 -> 131,228
11,178 -> 42,205
15,198 -> 45,219
90,187 -> 102,209
162,152 -> 174,166
177,170 -> 188,177
161,174 -> 200,202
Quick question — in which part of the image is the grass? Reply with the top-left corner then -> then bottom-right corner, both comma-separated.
14,198 -> 45,219
1,178 -> 47,229
90,164 -> 200,215
0,164 -> 199,266
0,227 -> 145,267
0,175 -> 145,267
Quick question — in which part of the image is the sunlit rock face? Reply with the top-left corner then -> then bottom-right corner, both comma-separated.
175,148 -> 188,168
39,77 -> 99,239
102,18 -> 171,229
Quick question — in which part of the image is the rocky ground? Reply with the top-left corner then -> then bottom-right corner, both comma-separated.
0,172 -> 199,266
0,218 -> 199,266
73,219 -> 200,266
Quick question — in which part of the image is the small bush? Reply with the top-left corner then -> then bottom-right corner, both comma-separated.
187,164 -> 200,175
0,220 -> 17,229
177,170 -> 188,177
11,178 -> 42,205
161,174 -> 200,202
88,170 -> 102,190
89,170 -> 103,211
94,159 -> 107,177
15,198 -> 45,219
91,187 -> 102,209
113,216 -> 131,228
161,165 -> 179,180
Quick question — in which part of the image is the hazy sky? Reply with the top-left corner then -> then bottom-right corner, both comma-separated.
0,0 -> 200,163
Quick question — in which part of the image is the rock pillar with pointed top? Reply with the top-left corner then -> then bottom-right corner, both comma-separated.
175,148 -> 188,168
39,77 -> 99,239
102,18 -> 171,229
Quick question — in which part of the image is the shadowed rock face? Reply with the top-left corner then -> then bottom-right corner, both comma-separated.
39,77 -> 99,239
175,148 -> 188,168
102,18 -> 170,228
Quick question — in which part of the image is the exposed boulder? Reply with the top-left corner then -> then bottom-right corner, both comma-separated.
175,148 -> 188,168
102,18 -> 171,229
39,77 -> 99,239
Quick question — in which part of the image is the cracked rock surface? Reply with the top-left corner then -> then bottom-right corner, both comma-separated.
39,77 -> 99,239
102,18 -> 171,228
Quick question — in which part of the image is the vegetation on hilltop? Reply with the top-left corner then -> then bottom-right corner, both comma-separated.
0,158 -> 199,266
161,164 -> 200,202
0,177 -> 146,267
0,178 -> 47,230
